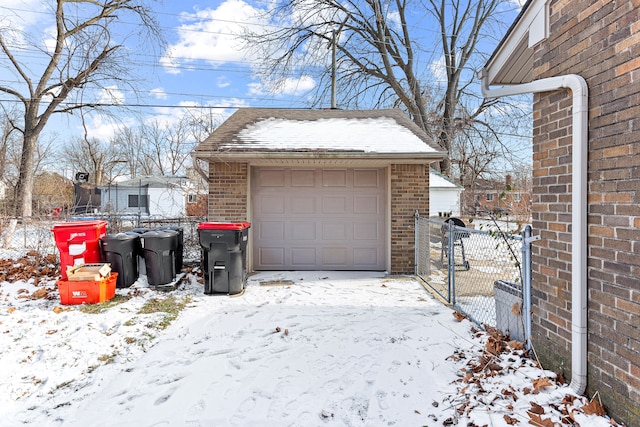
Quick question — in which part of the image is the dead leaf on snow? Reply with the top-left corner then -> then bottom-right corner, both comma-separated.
30,288 -> 48,300
527,413 -> 554,427
529,402 -> 545,415
8,307 -> 16,314
533,377 -> 553,391
508,340 -> 525,350
46,330 -> 57,335
581,397 -> 606,416
53,306 -> 71,314
452,311 -> 466,322
504,414 -> 519,425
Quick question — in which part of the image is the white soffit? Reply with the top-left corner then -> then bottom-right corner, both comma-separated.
484,0 -> 548,85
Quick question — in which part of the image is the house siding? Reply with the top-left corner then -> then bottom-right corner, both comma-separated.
532,0 -> 640,424
390,164 -> 429,274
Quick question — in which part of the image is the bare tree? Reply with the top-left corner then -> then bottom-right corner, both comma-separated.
111,126 -> 156,178
242,0 -> 510,175
59,136 -> 126,186
0,0 -> 161,217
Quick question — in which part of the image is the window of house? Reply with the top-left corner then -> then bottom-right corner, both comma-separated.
187,194 -> 197,204
514,193 -> 521,202
128,195 -> 148,208
486,193 -> 494,202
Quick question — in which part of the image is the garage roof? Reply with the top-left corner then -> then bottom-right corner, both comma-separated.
194,108 -> 446,163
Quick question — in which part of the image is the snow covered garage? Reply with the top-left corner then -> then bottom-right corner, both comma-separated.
193,109 -> 445,274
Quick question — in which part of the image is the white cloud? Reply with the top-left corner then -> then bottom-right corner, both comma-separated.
83,115 -> 135,142
217,76 -> 231,88
248,75 -> 316,97
160,0 -> 267,74
430,55 -> 447,84
98,86 -> 125,105
150,88 -> 168,100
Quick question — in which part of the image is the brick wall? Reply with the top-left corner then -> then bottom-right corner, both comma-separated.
532,0 -> 640,424
207,162 -> 248,221
390,164 -> 430,274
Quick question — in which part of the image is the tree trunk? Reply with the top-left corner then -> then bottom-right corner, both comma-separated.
14,131 -> 37,217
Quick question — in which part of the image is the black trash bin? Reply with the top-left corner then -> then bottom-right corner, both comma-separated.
156,226 -> 184,273
198,222 -> 250,295
100,233 -> 140,288
142,230 -> 178,286
125,229 -> 148,276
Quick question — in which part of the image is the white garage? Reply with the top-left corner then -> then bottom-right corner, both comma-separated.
252,167 -> 386,270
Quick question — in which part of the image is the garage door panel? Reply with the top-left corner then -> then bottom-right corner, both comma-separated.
258,221 -> 285,240
257,169 -> 285,187
258,195 -> 285,214
322,169 -> 347,187
322,247 -> 349,266
291,221 -> 316,240
354,222 -> 379,240
354,195 -> 381,214
353,248 -> 379,266
322,222 -> 348,240
259,247 -> 285,266
291,196 -> 315,214
291,169 -> 316,186
353,169 -> 381,187
322,196 -> 347,214
291,248 -> 317,266
252,167 -> 386,270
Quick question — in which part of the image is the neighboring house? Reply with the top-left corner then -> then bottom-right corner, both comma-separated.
429,168 -> 463,217
194,108 -> 445,274
481,0 -> 639,424
0,180 -> 6,200
99,176 -> 188,218
462,175 -> 532,217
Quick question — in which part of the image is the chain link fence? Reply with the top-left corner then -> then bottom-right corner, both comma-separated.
416,213 -> 530,335
0,215 -> 206,264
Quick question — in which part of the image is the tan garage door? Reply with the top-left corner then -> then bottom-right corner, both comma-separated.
252,168 -> 386,270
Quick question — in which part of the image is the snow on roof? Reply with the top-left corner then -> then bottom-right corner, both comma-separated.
430,168 -> 463,190
227,117 -> 437,153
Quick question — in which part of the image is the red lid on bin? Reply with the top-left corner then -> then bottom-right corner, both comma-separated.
52,220 -> 108,230
198,222 -> 251,230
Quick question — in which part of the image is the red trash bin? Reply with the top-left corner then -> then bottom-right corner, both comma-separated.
52,221 -> 108,280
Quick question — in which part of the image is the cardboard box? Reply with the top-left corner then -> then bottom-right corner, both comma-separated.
57,273 -> 117,305
66,264 -> 111,282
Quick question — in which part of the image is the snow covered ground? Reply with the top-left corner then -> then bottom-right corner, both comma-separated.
0,261 -> 621,426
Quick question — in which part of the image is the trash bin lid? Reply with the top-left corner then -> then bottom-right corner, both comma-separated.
198,222 -> 250,231
52,220 -> 107,231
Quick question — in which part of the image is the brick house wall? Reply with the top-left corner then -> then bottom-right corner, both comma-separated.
390,164 -> 429,274
531,0 -> 640,423
206,161 -> 429,274
207,162 -> 248,221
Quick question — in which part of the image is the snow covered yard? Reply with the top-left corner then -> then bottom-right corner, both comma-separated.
0,258 -> 621,426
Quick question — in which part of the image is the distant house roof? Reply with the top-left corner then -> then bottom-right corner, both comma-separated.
100,176 -> 188,189
429,168 -> 463,190
194,108 -> 446,163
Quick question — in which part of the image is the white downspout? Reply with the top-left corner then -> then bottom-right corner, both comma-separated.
478,71 -> 588,395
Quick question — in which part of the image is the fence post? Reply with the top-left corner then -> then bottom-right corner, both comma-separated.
448,220 -> 455,305
522,225 -> 533,348
414,210 -> 419,276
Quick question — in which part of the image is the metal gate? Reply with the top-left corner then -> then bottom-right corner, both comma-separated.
415,212 -> 534,343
